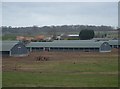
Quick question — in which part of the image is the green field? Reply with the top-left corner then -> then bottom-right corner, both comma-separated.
3,72 -> 118,87
2,50 -> 118,87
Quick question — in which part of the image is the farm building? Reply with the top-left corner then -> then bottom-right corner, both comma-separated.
108,40 -> 120,48
1,41 -> 29,56
67,34 -> 79,38
92,38 -> 112,41
26,40 -> 111,52
92,39 -> 119,48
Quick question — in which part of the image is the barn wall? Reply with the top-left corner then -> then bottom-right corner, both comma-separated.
27,47 -> 31,52
31,47 -> 43,52
27,47 -> 101,52
100,42 -> 111,52
11,43 -> 28,56
49,47 -> 99,52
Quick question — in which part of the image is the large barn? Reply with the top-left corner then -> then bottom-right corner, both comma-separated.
1,40 -> 116,57
1,41 -> 28,57
26,40 -> 111,52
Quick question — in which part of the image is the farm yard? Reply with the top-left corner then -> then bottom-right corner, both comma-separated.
1,1 -> 119,88
2,48 -> 118,87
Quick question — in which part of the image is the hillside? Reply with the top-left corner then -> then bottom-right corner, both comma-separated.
2,25 -> 116,36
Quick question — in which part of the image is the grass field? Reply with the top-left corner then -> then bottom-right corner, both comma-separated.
2,49 -> 118,87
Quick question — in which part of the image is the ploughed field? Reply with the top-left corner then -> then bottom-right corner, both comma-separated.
2,49 -> 118,87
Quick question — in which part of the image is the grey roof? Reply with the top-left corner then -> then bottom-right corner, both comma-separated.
1,40 -> 117,51
108,40 -> 119,45
53,40 -> 95,43
26,40 -> 107,48
1,41 -> 19,51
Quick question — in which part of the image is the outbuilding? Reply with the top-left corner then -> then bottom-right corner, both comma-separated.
92,39 -> 119,49
108,40 -> 120,48
26,40 -> 111,52
1,41 -> 28,57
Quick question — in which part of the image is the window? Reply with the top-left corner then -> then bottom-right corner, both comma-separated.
18,46 -> 21,48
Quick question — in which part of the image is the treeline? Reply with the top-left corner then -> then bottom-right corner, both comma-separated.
1,25 -> 115,36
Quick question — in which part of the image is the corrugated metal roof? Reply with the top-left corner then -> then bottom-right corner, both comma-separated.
26,40 -> 106,48
53,40 -> 95,43
1,41 -> 19,51
1,40 -> 118,51
108,40 -> 119,45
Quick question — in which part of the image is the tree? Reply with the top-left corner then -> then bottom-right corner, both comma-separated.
79,29 -> 95,40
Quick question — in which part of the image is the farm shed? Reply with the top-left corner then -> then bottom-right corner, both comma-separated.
108,40 -> 120,48
67,34 -> 79,39
1,41 -> 28,56
26,40 -> 111,52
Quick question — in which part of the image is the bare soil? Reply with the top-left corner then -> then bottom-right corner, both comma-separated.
2,48 -> 118,73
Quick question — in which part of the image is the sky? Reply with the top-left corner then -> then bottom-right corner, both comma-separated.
1,2 -> 118,27
1,0 -> 119,2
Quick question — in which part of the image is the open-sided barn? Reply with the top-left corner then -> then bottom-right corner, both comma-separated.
26,40 -> 111,52
1,40 -> 118,57
108,40 -> 120,48
1,41 -> 28,56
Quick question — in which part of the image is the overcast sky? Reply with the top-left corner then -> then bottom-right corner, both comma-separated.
2,2 -> 118,27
